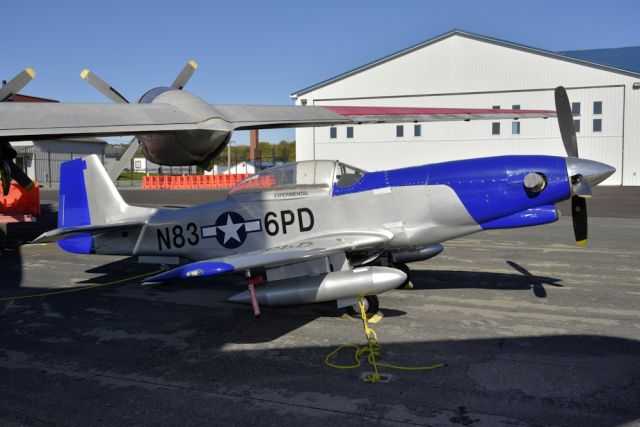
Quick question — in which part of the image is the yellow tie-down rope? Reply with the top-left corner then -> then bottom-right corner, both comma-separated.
0,269 -> 165,302
324,297 -> 446,383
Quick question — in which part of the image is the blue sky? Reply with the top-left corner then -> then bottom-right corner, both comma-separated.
2,0 -> 639,145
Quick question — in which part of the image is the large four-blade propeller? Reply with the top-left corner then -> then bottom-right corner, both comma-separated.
80,61 -> 199,181
554,86 -> 589,246
1,68 -> 38,195
0,67 -> 36,102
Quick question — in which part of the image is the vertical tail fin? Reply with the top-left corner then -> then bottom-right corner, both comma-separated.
57,155 -> 155,253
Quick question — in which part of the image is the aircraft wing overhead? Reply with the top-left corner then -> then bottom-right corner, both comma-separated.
0,102 -> 202,140
142,231 -> 391,284
0,97 -> 555,141
216,104 -> 556,130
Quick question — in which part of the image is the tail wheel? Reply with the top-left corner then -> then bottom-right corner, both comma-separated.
346,295 -> 379,319
394,262 -> 411,289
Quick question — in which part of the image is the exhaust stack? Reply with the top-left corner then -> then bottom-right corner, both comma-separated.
228,266 -> 406,307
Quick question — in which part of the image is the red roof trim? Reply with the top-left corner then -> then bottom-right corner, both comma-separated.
321,105 -> 555,116
8,94 -> 59,103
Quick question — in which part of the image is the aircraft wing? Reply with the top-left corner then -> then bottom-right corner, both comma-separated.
0,102 -> 204,140
215,104 -> 556,130
0,100 -> 556,141
142,231 -> 391,284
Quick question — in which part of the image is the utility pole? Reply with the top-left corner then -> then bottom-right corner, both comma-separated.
228,140 -> 234,173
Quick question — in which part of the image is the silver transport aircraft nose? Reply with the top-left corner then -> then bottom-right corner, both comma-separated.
566,158 -> 616,189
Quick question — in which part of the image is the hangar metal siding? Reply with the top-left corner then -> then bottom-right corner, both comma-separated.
294,33 -> 639,185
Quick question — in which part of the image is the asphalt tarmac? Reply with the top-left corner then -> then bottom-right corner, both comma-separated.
0,191 -> 639,426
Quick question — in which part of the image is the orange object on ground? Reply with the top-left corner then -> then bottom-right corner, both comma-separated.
142,174 -> 253,190
0,214 -> 36,223
0,182 -> 41,217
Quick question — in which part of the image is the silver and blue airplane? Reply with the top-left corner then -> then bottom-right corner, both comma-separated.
26,86 -> 613,317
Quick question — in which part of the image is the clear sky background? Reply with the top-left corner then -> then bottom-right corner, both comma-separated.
2,0 -> 639,145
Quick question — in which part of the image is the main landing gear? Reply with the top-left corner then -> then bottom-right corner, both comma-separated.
346,295 -> 379,319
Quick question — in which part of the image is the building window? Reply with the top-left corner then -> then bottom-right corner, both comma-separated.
414,124 -> 421,137
330,127 -> 337,139
346,126 -> 354,138
511,105 -> 521,134
574,119 -> 581,133
572,102 -> 581,115
594,101 -> 602,115
593,118 -> 602,132
492,106 -> 500,135
396,125 -> 404,137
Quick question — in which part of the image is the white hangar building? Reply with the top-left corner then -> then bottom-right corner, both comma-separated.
290,30 -> 640,186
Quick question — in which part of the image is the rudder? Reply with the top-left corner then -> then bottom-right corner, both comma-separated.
57,155 -> 155,254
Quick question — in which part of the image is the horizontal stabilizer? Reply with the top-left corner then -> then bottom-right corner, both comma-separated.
33,221 -> 144,243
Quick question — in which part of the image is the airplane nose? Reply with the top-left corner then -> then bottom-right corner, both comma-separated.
565,157 -> 616,188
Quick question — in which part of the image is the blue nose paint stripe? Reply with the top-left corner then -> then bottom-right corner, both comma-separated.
57,158 -> 94,254
426,156 -> 570,224
333,155 -> 571,225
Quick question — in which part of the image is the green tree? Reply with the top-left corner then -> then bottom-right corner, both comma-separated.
275,140 -> 295,162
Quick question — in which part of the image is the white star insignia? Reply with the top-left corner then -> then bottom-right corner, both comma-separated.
218,214 -> 243,244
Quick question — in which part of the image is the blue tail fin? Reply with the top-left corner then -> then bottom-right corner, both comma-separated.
56,155 -> 155,254
58,158 -> 93,253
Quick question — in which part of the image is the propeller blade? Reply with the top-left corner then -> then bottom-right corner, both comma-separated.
554,86 -> 579,158
171,60 -> 198,90
8,162 -> 35,190
572,176 -> 592,198
572,195 -> 588,246
0,160 -> 10,196
80,69 -> 129,103
0,67 -> 36,102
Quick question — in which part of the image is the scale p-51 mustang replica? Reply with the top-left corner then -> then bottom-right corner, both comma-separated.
26,85 -> 613,317
0,63 -> 613,316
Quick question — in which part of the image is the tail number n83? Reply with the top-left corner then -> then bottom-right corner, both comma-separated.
157,223 -> 199,250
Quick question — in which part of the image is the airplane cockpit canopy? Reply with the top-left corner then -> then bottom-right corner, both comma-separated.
227,160 -> 366,200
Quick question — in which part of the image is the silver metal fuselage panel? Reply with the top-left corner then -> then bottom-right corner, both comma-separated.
92,182 -> 479,261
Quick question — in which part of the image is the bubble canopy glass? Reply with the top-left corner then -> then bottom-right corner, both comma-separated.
228,160 -> 366,197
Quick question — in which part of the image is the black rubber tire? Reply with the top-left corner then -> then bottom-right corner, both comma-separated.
346,295 -> 380,319
394,262 -> 411,289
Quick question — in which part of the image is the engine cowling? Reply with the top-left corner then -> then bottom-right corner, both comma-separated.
136,88 -> 231,167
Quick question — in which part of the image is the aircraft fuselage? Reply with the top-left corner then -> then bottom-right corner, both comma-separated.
86,155 -> 575,262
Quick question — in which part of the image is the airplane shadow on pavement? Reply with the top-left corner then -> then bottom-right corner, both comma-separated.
1,251 -> 639,425
410,260 -> 563,298
0,243 -> 22,293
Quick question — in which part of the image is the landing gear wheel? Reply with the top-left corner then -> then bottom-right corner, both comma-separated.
394,262 -> 411,289
347,295 -> 379,319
